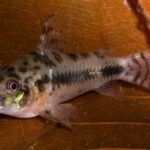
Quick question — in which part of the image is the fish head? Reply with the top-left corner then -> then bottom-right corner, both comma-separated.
0,62 -> 40,118
0,75 -> 34,117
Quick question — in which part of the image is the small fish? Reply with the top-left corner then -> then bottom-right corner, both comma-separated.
0,15 -> 149,127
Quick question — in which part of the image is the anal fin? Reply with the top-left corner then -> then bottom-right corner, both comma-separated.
95,80 -> 123,100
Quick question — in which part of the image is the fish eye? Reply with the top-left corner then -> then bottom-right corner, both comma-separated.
7,79 -> 20,93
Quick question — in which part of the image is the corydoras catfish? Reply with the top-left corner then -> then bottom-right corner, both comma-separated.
0,15 -> 149,127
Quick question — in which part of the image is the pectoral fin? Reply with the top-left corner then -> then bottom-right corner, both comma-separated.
40,103 -> 77,128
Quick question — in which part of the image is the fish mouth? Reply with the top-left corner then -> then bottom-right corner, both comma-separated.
0,93 -> 35,118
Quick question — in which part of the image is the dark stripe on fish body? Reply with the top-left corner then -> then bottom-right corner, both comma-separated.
66,53 -> 79,61
52,72 -> 68,86
131,56 -> 141,67
52,69 -> 95,87
35,74 -> 50,92
132,71 -> 141,83
7,73 -> 21,80
83,69 -> 95,81
140,52 -> 149,85
51,51 -> 63,63
43,74 -> 50,83
125,63 -> 133,76
101,64 -> 124,77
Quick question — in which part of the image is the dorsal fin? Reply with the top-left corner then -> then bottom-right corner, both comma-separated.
37,14 -> 65,53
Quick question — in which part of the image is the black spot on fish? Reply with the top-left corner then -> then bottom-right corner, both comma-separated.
33,65 -> 41,70
52,51 -> 63,63
80,52 -> 90,59
93,52 -> 104,59
43,55 -> 56,67
101,64 -> 124,77
35,79 -> 45,92
30,51 -> 56,67
30,51 -> 41,62
0,77 -> 4,82
19,67 -> 27,73
6,66 -> 15,72
7,73 -> 21,80
22,61 -> 28,66
66,53 -> 78,61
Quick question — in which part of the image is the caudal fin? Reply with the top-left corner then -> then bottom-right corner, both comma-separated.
121,51 -> 150,88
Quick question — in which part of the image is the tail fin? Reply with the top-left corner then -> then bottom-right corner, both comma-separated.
120,51 -> 150,88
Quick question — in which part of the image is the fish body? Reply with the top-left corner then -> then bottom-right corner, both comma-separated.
0,15 -> 149,126
0,50 -> 123,117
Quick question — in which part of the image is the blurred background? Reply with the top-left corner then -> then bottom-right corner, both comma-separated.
0,0 -> 150,149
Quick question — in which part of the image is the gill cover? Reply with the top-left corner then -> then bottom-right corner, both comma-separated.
4,90 -> 25,109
